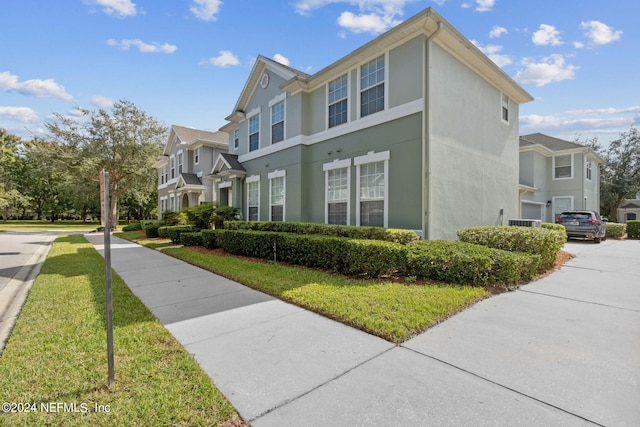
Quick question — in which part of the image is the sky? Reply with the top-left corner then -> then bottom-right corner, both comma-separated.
1,0 -> 638,147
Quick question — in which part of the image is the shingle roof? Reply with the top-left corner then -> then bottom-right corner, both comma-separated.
519,133 -> 583,151
173,125 -> 228,145
180,173 -> 203,186
620,200 -> 640,209
220,153 -> 245,171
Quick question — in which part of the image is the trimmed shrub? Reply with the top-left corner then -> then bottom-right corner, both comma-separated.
542,222 -> 566,234
201,229 -> 221,249
457,226 -> 566,272
605,222 -> 626,239
163,225 -> 197,244
141,220 -> 163,238
157,226 -> 169,239
122,222 -> 142,232
407,241 -> 538,286
223,221 -> 419,245
184,204 -> 215,230
627,220 -> 640,239
180,232 -> 203,247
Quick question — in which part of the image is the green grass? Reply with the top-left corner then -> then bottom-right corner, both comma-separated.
114,230 -> 174,249
163,248 -> 489,343
0,235 -> 243,426
0,220 -> 104,231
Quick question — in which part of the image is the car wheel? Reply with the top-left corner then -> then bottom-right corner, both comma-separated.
594,236 -> 601,243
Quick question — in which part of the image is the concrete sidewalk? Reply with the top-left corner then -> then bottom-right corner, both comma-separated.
86,234 -> 640,426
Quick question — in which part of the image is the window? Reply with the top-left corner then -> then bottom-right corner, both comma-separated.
170,156 -> 175,179
160,166 -> 166,184
234,129 -> 239,150
360,56 -> 385,117
269,171 -> 286,222
355,151 -> 389,227
169,195 -> 175,212
327,168 -> 349,224
249,115 -> 260,151
554,154 -> 572,179
177,152 -> 183,174
194,148 -> 200,165
271,102 -> 284,143
160,198 -> 167,214
501,93 -> 510,123
328,74 -> 348,128
586,158 -> 592,181
247,177 -> 260,221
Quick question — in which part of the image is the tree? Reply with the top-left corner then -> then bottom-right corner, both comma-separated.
0,129 -> 29,221
599,127 -> 640,220
45,100 -> 166,227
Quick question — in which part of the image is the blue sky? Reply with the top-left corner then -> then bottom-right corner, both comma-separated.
1,0 -> 637,146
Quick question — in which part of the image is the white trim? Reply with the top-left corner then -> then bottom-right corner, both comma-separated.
354,150 -> 390,165
194,147 -> 200,165
246,177 -> 261,221
326,72 -> 351,130
552,196 -> 574,220
246,107 -> 260,118
268,92 -> 287,107
268,169 -> 286,179
355,152 -> 389,227
246,174 -> 261,183
357,52 -> 388,119
585,158 -> 592,181
219,181 -> 232,189
553,153 -> 574,180
501,92 -> 510,124
323,158 -> 352,171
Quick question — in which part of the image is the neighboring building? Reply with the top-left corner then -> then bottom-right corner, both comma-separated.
519,133 -> 604,222
213,7 -> 533,240
153,125 -> 228,217
617,194 -> 640,223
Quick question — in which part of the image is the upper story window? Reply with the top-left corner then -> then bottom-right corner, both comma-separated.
328,74 -> 348,128
360,55 -> 385,117
160,165 -> 166,184
271,102 -> 284,144
194,148 -> 200,165
554,154 -> 573,179
234,129 -> 239,150
586,158 -> 592,181
501,93 -> 510,123
249,114 -> 260,152
177,152 -> 183,174
170,156 -> 176,179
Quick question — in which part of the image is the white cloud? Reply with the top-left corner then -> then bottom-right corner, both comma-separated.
472,41 -> 512,67
107,39 -> 177,54
0,71 -> 73,101
532,24 -> 563,46
580,20 -> 622,45
273,54 -> 290,66
573,41 -> 585,49
337,11 -> 398,34
84,0 -> 137,18
515,54 -> 577,87
489,26 -> 507,38
0,106 -> 38,122
475,0 -> 495,12
190,0 -> 223,22
91,95 -> 115,108
566,106 -> 640,116
208,50 -> 240,67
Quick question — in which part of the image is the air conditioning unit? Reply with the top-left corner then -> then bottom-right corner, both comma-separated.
509,219 -> 542,227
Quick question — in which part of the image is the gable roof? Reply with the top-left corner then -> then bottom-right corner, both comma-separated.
211,153 -> 246,175
520,133 -> 605,163
162,124 -> 228,156
620,200 -> 640,209
178,173 -> 203,186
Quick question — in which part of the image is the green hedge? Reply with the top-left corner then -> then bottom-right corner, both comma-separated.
223,221 -> 419,245
542,222 -> 566,234
457,226 -> 566,272
201,229 -> 221,249
180,232 -> 203,247
627,220 -> 640,239
407,241 -> 538,286
160,225 -> 198,244
122,222 -> 142,232
141,220 -> 163,238
606,222 -> 626,239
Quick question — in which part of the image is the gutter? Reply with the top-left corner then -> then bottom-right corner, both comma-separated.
422,21 -> 443,240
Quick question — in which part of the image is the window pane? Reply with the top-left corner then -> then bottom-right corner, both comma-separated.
248,206 -> 259,221
272,121 -> 284,143
360,200 -> 384,227
328,168 -> 348,202
271,205 -> 283,222
361,56 -> 384,90
328,202 -> 347,225
360,161 -> 384,200
361,84 -> 384,117
555,155 -> 571,178
329,99 -> 347,128
249,115 -> 260,151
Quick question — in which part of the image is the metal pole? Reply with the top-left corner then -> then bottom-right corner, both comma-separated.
103,171 -> 115,387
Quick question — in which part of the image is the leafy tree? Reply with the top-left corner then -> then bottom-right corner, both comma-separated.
45,100 -> 166,227
0,129 -> 29,221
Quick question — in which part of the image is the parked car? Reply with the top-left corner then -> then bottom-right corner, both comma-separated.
556,211 -> 607,243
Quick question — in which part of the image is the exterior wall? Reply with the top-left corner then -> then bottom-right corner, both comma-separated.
429,42 -> 520,239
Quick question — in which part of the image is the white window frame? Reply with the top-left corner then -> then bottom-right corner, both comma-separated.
170,156 -> 176,180
354,150 -> 390,227
585,158 -> 592,181
160,197 -> 167,214
270,98 -> 285,144
248,108 -> 261,152
268,169 -> 286,222
553,154 -> 574,180
358,54 -> 387,118
169,195 -> 175,212
160,165 -> 167,184
194,147 -> 200,165
323,158 -> 351,225
246,175 -> 261,221
234,128 -> 239,150
327,74 -> 349,129
177,150 -> 183,175
501,93 -> 510,124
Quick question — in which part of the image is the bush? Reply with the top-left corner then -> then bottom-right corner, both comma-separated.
180,232 -> 203,247
212,206 -> 240,229
542,222 -> 566,234
163,225 -> 198,244
122,222 -> 142,232
201,229 -> 221,249
605,222 -> 626,239
223,221 -> 419,245
457,226 -> 566,272
141,220 -> 164,238
407,241 -> 538,286
627,220 -> 640,239
183,204 -> 215,230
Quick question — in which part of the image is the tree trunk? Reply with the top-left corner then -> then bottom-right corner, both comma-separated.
110,197 -> 119,230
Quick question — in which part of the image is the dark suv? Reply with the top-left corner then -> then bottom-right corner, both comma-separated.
556,211 -> 607,243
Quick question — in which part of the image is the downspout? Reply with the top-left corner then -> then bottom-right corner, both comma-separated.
422,21 -> 443,240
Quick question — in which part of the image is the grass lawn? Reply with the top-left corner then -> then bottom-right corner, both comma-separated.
0,220 -> 108,232
162,247 -> 489,343
114,230 -> 174,249
0,234 -> 244,426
